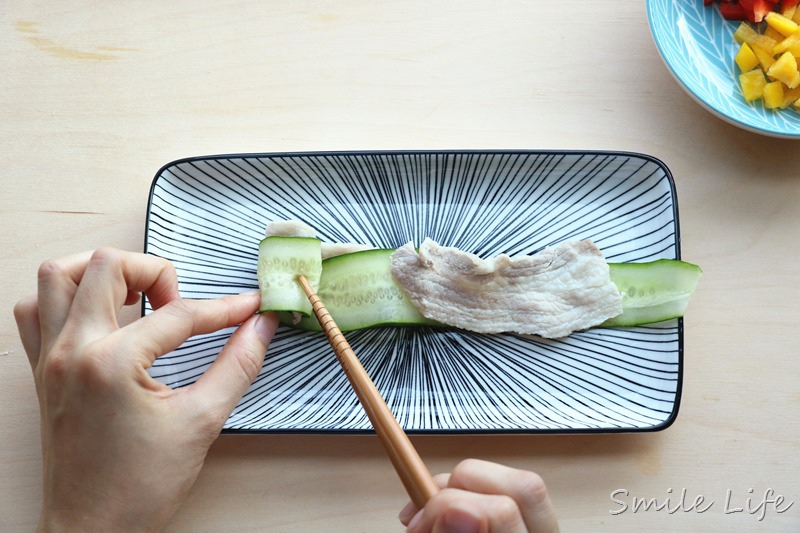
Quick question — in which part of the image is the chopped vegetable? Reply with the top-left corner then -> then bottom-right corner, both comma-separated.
742,0 -> 776,23
773,28 -> 800,55
733,22 -> 778,51
752,42 -> 778,70
782,83 -> 800,103
763,80 -> 786,106
739,69 -> 769,101
766,11 -> 799,35
708,0 -> 797,22
735,42 -> 760,71
707,1 -> 800,110
767,51 -> 800,87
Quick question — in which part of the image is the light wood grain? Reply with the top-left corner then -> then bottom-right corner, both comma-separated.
2,1 -> 799,531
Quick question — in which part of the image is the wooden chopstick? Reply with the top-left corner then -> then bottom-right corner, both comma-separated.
296,274 -> 439,509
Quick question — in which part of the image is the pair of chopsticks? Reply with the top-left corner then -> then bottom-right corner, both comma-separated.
296,275 -> 439,508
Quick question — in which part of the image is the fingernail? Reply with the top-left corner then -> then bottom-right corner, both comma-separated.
398,501 -> 417,524
407,509 -> 423,531
240,289 -> 262,304
254,312 -> 278,344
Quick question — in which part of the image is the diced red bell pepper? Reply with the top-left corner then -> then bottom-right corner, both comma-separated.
720,2 -> 747,18
739,0 -> 776,22
706,0 -> 791,23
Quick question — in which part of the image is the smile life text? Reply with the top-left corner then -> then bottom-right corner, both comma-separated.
609,488 -> 794,521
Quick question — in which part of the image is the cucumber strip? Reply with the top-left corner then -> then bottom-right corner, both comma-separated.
258,239 -> 701,332
257,236 -> 322,316
602,259 -> 702,327
285,249 -> 437,332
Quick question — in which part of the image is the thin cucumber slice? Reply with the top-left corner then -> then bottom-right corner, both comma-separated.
286,249 -> 436,332
258,238 -> 701,332
602,259 -> 702,327
257,236 -> 322,316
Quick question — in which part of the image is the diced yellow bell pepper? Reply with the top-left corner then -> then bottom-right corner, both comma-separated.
767,51 -> 800,88
752,44 -> 777,70
774,29 -> 800,57
766,12 -> 799,38
735,43 -> 760,72
725,13 -> 800,113
765,26 -> 786,43
763,81 -> 785,108
739,69 -> 768,102
734,22 -> 779,51
782,84 -> 800,107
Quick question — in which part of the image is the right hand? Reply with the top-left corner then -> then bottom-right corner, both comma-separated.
398,459 -> 559,532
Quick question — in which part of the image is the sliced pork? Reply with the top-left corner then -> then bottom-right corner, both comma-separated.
390,239 -> 622,338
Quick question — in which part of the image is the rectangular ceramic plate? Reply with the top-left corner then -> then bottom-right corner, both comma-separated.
144,150 -> 683,433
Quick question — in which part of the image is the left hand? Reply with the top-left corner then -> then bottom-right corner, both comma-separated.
14,248 -> 278,532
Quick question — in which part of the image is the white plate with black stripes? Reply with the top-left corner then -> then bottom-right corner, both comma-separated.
144,150 -> 684,433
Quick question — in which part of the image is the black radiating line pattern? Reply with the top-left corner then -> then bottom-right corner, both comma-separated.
143,150 -> 683,433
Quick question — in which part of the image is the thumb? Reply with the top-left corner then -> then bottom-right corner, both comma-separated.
189,312 -> 279,421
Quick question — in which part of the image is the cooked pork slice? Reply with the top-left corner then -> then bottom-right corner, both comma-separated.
390,239 -> 623,338
265,220 -> 318,238
264,220 -> 373,258
320,242 -> 374,259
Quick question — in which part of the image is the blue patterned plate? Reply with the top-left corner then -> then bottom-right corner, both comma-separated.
647,0 -> 800,138
144,151 -> 683,433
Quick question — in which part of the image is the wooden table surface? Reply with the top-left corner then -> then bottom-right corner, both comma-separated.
2,2 -> 799,531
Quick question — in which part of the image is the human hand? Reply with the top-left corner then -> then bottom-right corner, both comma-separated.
14,248 -> 278,532
398,459 -> 559,533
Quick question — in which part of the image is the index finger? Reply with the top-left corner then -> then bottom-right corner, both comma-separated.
36,250 -> 94,353
62,248 -> 180,341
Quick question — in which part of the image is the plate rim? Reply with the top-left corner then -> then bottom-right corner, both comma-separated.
143,149 -> 685,435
